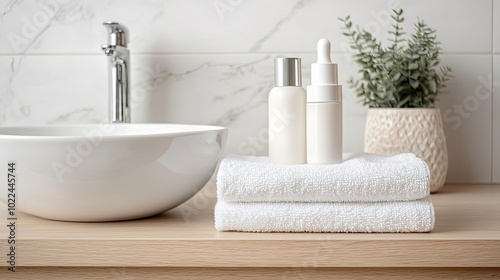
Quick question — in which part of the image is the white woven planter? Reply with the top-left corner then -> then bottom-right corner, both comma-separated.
364,108 -> 448,193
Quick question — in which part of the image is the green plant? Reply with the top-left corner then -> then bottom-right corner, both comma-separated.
339,9 -> 453,108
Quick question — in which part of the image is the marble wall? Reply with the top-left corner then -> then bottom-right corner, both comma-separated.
0,0 -> 498,183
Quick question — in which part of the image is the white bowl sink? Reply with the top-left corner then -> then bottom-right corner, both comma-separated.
0,124 -> 227,222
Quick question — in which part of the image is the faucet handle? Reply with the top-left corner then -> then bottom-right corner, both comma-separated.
102,22 -> 128,47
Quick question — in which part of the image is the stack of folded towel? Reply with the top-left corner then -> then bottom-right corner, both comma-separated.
214,153 -> 435,233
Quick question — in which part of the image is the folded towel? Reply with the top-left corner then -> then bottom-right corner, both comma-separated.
217,153 -> 430,203
215,197 -> 435,233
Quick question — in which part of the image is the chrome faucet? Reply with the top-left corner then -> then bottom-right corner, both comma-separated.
102,22 -> 130,123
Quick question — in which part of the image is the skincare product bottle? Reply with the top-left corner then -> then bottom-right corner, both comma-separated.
268,57 -> 307,164
307,38 -> 342,164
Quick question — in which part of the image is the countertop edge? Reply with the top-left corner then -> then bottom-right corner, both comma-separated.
2,239 -> 499,267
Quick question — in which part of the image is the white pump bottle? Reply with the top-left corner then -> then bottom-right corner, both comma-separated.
306,38 -> 343,164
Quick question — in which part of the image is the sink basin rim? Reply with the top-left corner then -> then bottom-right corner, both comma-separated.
0,123 -> 227,141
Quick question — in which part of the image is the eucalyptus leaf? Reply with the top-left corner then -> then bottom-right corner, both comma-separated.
396,95 -> 411,107
428,80 -> 437,93
407,54 -> 420,59
391,72 -> 401,81
408,63 -> 419,70
409,79 -> 419,89
410,72 -> 420,80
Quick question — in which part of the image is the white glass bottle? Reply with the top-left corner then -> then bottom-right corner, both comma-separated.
307,39 -> 343,164
268,57 -> 306,164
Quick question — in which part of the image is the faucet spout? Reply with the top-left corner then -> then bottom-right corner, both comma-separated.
102,22 -> 130,123
102,22 -> 128,47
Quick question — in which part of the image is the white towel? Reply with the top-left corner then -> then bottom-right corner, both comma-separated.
215,197 -> 435,233
217,153 -> 430,203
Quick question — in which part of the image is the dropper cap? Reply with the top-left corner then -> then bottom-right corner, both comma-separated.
274,57 -> 302,87
307,38 -> 342,103
311,38 -> 338,85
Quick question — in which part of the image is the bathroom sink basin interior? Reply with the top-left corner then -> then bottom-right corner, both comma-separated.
0,124 -> 227,222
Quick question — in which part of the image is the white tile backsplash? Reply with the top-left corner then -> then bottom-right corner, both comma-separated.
254,0 -> 492,54
0,55 -> 107,124
0,0 -> 497,183
495,0 -> 500,53
0,0 -> 492,54
130,54 -> 275,126
493,56 -> 500,182
437,55 -> 493,183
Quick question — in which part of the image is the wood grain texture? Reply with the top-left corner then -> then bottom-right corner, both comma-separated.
1,267 -> 500,280
0,184 -> 499,269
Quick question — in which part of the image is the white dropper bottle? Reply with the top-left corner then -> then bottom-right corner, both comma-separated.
306,38 -> 343,164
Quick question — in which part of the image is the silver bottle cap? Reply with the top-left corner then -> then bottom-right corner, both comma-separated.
274,57 -> 302,87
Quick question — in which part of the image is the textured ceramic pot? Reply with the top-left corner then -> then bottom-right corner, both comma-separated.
364,108 -> 448,193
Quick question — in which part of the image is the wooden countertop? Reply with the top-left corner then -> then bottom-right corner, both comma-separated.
1,184 -> 499,275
